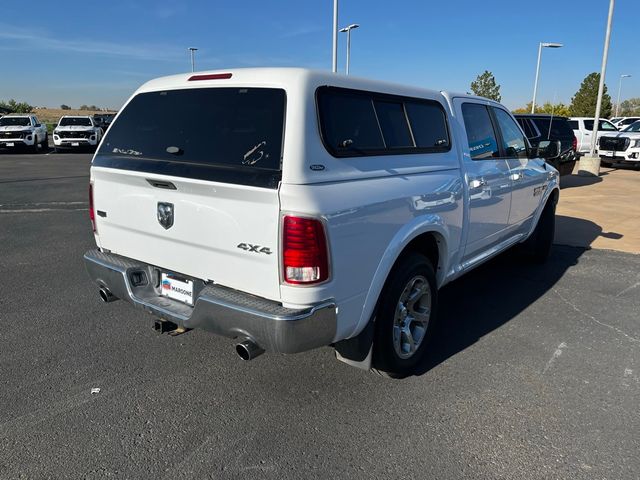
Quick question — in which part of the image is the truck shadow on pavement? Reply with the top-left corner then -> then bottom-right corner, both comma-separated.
412,218 -> 603,378
560,173 -> 604,189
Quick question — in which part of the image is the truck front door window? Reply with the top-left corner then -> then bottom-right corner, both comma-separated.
493,108 -> 528,159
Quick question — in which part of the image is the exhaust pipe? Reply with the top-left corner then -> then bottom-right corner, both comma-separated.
235,339 -> 265,361
99,286 -> 118,303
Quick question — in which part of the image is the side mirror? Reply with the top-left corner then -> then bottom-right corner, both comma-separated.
35,123 -> 41,127
536,140 -> 560,159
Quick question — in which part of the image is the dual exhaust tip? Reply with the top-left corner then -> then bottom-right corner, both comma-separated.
98,287 -> 265,361
99,286 -> 118,303
235,339 -> 265,361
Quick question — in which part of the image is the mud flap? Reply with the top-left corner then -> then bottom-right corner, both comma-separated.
334,318 -> 374,371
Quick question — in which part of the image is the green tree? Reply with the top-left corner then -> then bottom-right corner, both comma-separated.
618,97 -> 640,116
60,104 -> 71,110
470,70 -> 502,102
0,99 -> 33,113
569,72 -> 612,117
514,102 -> 570,117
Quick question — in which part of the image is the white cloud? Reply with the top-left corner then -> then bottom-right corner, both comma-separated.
0,23 -> 185,61
280,25 -> 324,39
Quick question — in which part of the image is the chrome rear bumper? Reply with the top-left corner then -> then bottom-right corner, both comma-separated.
83,249 -> 337,354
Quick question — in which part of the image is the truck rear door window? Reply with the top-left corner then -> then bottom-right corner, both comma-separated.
94,88 -> 286,188
461,103 -> 500,160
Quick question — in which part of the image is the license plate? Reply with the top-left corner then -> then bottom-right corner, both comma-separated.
6,142 -> 14,147
160,273 -> 194,306
72,142 -> 80,146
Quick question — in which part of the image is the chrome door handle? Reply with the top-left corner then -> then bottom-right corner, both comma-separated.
469,179 -> 487,189
510,173 -> 523,181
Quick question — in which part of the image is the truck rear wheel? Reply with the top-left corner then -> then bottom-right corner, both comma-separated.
372,253 -> 438,378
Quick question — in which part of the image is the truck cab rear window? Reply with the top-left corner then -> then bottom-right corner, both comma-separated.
95,88 -> 286,186
316,87 -> 450,157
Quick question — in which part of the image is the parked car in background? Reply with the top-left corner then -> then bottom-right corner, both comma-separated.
514,114 -> 578,176
610,116 -> 640,130
83,68 -> 560,377
0,114 -> 48,152
53,116 -> 103,151
93,113 -> 116,133
568,117 -> 618,153
597,120 -> 640,167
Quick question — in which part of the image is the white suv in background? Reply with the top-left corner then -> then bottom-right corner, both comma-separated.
53,116 -> 103,151
568,117 -> 618,153
597,120 -> 640,167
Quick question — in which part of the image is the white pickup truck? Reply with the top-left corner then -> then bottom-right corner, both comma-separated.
568,117 -> 618,153
0,114 -> 48,152
53,115 -> 103,151
84,69 -> 559,377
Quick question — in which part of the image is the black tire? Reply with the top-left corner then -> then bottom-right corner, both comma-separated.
372,253 -> 438,378
523,198 -> 556,263
40,134 -> 48,152
600,157 -> 613,167
31,136 -> 39,153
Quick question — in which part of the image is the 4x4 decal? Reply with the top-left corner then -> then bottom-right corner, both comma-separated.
237,243 -> 273,255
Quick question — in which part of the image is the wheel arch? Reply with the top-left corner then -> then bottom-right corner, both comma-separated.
349,218 -> 451,340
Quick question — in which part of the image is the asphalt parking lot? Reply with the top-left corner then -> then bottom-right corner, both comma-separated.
1,151 -> 639,479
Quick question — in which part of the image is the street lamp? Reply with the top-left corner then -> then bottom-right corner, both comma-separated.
580,0 -> 615,176
531,42 -> 563,113
339,24 -> 360,75
332,0 -> 338,73
615,74 -> 631,118
188,47 -> 198,72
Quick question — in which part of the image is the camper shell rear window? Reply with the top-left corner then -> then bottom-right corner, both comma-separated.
94,87 -> 286,188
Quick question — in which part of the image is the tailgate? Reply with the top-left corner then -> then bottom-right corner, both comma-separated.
92,168 -> 281,301
89,85 -> 287,301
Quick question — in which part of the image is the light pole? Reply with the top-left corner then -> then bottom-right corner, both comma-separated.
332,0 -> 338,73
615,74 -> 631,118
588,0 -> 615,158
339,24 -> 360,75
531,42 -> 563,113
188,47 -> 198,72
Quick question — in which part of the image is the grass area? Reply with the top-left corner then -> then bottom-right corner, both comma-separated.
31,108 -> 117,125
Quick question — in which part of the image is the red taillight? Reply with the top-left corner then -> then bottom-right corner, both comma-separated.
572,135 -> 578,151
188,73 -> 232,81
89,183 -> 96,232
282,216 -> 329,285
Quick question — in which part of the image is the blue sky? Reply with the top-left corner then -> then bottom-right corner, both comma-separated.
0,0 -> 637,110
